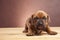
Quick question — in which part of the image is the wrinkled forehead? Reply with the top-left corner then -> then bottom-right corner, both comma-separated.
33,12 -> 48,18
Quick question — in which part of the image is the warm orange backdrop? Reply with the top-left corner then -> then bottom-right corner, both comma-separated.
0,0 -> 60,27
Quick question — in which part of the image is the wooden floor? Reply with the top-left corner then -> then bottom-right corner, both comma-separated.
0,27 -> 60,40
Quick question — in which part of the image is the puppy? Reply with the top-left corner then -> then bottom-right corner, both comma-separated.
23,10 -> 57,36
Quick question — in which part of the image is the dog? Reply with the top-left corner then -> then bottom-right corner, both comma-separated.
23,10 -> 57,36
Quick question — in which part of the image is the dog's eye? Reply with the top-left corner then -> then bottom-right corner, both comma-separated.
34,17 -> 39,19
42,16 -> 46,19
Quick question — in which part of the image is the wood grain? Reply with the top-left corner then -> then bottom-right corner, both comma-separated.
0,27 -> 60,40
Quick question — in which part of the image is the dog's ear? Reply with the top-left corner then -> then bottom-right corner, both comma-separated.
31,15 -> 34,24
31,14 -> 34,19
47,15 -> 51,23
29,15 -> 34,25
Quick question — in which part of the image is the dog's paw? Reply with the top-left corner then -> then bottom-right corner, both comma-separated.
48,31 -> 57,35
26,33 -> 34,36
23,30 -> 28,33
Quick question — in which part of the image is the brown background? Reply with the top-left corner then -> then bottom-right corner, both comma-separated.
0,0 -> 60,27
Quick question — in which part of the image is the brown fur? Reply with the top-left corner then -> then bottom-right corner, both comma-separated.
23,10 -> 57,36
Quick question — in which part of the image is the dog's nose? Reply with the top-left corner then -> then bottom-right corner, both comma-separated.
39,22 -> 43,25
37,19 -> 43,25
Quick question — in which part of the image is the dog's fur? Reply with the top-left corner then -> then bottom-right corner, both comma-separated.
23,10 -> 57,36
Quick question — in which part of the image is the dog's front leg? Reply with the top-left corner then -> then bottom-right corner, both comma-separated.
26,25 -> 35,36
45,25 -> 57,35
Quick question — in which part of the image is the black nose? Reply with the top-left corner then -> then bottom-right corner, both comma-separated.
37,19 -> 43,25
36,19 -> 43,27
39,22 -> 43,25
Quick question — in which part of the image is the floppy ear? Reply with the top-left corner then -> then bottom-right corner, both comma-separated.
31,14 -> 34,19
29,15 -> 34,25
31,15 -> 34,24
47,15 -> 51,23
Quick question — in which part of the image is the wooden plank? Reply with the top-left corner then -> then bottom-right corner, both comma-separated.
0,27 -> 60,40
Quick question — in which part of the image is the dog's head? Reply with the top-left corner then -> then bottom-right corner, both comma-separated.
31,10 -> 50,30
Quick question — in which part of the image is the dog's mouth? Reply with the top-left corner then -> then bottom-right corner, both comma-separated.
36,25 -> 44,30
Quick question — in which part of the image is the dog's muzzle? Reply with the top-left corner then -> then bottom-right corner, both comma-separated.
35,19 -> 45,30
36,19 -> 43,26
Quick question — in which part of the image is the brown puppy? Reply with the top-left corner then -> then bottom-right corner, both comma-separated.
23,10 -> 57,36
